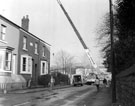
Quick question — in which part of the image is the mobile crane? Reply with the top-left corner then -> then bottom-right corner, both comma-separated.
56,0 -> 98,70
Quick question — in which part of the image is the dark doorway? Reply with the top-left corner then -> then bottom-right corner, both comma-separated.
34,64 -> 37,85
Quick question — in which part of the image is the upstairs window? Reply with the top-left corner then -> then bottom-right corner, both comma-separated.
42,46 -> 45,57
35,43 -> 38,54
0,25 -> 6,41
23,36 -> 27,50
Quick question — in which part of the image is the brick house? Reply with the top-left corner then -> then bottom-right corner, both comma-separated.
0,15 -> 50,91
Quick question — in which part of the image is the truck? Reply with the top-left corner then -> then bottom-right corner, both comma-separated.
72,74 -> 83,86
85,73 -> 96,85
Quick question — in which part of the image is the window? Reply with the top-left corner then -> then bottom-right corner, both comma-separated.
40,61 -> 48,75
0,25 -> 6,40
20,55 -> 32,74
28,57 -> 32,73
42,62 -> 45,74
35,43 -> 38,54
5,51 -> 12,71
0,54 -> 3,69
22,57 -> 27,71
42,46 -> 45,57
23,36 -> 27,50
12,54 -> 16,74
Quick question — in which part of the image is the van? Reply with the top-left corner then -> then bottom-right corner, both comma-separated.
72,74 -> 83,86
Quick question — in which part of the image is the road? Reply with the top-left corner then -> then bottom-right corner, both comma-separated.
0,85 -> 98,106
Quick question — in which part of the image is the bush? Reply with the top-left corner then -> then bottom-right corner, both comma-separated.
38,74 -> 51,87
52,72 -> 70,85
38,72 -> 70,87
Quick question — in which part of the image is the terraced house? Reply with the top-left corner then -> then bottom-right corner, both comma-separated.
0,15 -> 51,92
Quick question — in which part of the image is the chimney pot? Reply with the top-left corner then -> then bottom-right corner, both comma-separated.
26,15 -> 29,19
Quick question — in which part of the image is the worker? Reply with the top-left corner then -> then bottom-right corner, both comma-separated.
95,76 -> 100,91
103,78 -> 107,87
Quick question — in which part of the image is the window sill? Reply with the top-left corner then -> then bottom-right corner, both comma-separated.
0,69 -> 12,73
35,53 -> 39,55
42,55 -> 46,58
23,48 -> 28,51
20,71 -> 32,74
40,73 -> 47,75
0,40 -> 8,44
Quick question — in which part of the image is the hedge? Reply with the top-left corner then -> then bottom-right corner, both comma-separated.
38,72 -> 70,86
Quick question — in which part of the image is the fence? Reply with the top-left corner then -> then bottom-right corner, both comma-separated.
116,64 -> 135,106
0,82 -> 26,94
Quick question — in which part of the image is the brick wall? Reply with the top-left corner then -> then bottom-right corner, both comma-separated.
116,64 -> 135,106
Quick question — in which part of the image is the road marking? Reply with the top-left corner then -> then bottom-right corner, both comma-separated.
13,102 -> 30,106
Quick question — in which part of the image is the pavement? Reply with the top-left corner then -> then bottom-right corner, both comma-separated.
91,86 -> 112,106
7,85 -> 72,94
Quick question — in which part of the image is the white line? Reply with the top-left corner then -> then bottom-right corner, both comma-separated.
13,102 -> 30,106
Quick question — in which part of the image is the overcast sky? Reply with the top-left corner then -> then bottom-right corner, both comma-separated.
0,0 -> 109,66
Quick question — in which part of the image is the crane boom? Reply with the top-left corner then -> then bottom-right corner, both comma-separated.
56,0 -> 97,68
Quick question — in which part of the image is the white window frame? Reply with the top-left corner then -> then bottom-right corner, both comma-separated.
0,25 -> 6,41
42,46 -> 45,57
40,61 -> 48,75
23,36 -> 27,50
5,51 -> 12,71
0,54 -> 2,70
35,43 -> 38,54
20,55 -> 32,74
0,51 -> 4,70
12,54 -> 16,74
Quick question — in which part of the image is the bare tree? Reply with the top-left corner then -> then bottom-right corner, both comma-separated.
53,50 -> 75,74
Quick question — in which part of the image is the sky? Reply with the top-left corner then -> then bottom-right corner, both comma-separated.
0,0 -> 109,66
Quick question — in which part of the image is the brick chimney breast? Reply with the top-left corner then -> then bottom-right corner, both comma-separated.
21,15 -> 29,31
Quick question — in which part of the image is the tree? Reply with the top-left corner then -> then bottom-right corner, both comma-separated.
53,50 -> 76,74
97,0 -> 135,74
96,12 -> 118,72
114,0 -> 135,72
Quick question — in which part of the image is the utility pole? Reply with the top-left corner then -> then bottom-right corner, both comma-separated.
109,0 -> 116,103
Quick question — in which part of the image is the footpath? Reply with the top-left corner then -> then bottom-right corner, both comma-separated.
7,85 -> 71,94
91,86 -> 112,106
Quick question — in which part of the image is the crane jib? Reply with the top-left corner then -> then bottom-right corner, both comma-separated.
57,0 -> 97,68
59,2 -> 87,49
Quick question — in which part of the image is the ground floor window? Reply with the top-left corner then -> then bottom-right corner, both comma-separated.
40,61 -> 48,75
12,54 -> 16,74
0,47 -> 14,72
20,55 -> 32,74
0,52 -> 4,70
5,51 -> 12,70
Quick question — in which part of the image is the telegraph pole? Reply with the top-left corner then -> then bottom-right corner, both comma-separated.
109,0 -> 116,103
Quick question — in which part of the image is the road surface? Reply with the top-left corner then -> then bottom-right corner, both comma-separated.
0,85 -> 98,106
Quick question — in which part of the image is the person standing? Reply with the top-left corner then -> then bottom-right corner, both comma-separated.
103,78 -> 107,87
95,76 -> 100,91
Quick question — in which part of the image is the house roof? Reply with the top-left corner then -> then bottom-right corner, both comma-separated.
0,15 -> 51,46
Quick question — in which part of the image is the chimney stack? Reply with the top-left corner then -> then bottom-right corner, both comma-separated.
21,15 -> 29,31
